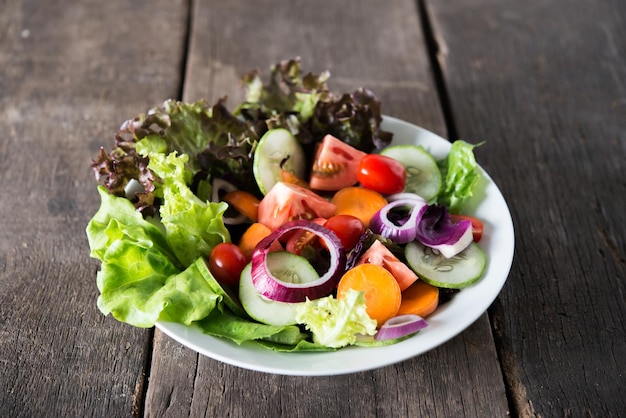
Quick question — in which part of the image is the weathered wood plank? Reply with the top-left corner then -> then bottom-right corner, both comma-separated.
145,0 -> 510,416
426,0 -> 626,415
0,0 -> 188,416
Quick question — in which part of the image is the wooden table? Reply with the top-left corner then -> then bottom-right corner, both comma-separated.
2,0 -> 624,416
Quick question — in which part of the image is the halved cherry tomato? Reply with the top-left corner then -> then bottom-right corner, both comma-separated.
357,154 -> 406,195
257,182 -> 336,230
285,218 -> 327,254
309,134 -> 366,191
323,214 -> 365,251
208,243 -> 248,287
223,190 -> 260,222
449,214 -> 484,242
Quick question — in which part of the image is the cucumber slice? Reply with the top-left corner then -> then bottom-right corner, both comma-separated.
238,252 -> 320,326
404,241 -> 486,288
194,257 -> 248,318
253,128 -> 306,195
380,144 -> 442,201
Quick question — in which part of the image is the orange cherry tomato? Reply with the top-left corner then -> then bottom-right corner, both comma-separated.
238,223 -> 283,260
331,187 -> 387,228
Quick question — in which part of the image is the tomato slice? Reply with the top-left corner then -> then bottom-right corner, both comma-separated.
285,218 -> 327,254
449,214 -> 484,242
357,154 -> 406,195
309,134 -> 366,191
356,240 -> 418,291
257,182 -> 337,230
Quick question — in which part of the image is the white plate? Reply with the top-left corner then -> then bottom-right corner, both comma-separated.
156,116 -> 515,376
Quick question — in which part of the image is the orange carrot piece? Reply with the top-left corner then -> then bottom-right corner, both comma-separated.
238,222 -> 282,260
331,187 -> 387,228
281,169 -> 310,188
397,280 -> 439,318
337,264 -> 401,326
223,190 -> 260,222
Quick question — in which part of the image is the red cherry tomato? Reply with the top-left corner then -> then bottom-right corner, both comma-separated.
357,154 -> 406,195
323,214 -> 366,251
208,243 -> 248,286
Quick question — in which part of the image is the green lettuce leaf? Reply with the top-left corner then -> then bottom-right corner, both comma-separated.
91,99 -> 261,215
295,289 -> 377,348
148,152 -> 230,267
437,140 -> 483,213
310,87 -> 393,153
235,57 -> 331,123
196,309 -> 307,346
256,339 -> 335,352
236,58 -> 392,155
86,187 -> 223,327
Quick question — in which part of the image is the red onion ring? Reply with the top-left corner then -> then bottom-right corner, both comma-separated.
251,220 -> 347,302
369,196 -> 428,244
211,178 -> 248,225
375,314 -> 428,341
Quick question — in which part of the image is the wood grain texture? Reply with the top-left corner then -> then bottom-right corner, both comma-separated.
181,0 -> 447,135
144,1 -> 509,417
0,0 -> 188,416
426,0 -> 626,415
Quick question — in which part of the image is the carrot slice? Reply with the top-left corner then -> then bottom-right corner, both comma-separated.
331,187 -> 388,228
337,264 -> 401,326
223,190 -> 260,222
397,280 -> 439,317
281,169 -> 310,188
238,223 -> 282,260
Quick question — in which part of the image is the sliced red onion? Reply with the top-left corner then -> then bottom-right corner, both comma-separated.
211,178 -> 247,225
211,178 -> 238,203
375,314 -> 428,341
251,220 -> 347,302
369,197 -> 428,244
416,205 -> 473,258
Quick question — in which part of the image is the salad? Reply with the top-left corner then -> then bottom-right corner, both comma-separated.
86,58 -> 485,352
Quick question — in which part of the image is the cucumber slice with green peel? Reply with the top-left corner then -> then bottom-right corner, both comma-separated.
238,252 -> 320,326
380,144 -> 442,201
404,241 -> 486,288
253,128 -> 306,195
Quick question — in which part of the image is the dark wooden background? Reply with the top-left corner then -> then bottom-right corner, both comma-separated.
1,0 -> 624,416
